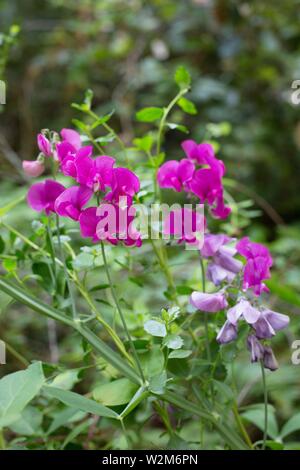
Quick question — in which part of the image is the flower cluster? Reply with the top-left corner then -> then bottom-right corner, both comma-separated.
157,140 -> 231,219
190,234 -> 289,370
26,130 -> 142,246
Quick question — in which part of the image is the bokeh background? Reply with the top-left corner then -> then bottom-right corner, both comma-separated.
1,0 -> 300,449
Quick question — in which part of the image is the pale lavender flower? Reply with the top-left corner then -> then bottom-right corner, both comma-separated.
190,291 -> 228,313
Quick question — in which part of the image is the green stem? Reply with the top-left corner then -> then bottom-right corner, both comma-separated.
156,87 -> 189,156
199,256 -> 211,362
5,341 -> 29,367
232,402 -> 253,449
0,277 -> 141,385
149,239 -> 179,305
100,241 -> 145,384
0,430 -> 5,450
55,215 -> 78,321
260,360 -> 268,450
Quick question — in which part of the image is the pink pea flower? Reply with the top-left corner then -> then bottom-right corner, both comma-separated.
54,186 -> 93,221
75,154 -> 115,192
157,159 -> 195,192
27,179 -> 65,215
181,140 -> 215,165
37,134 -> 52,157
60,128 -> 82,151
182,139 -> 231,219
23,160 -> 45,178
236,237 -> 273,295
106,168 -> 140,204
201,233 -> 243,286
190,291 -> 228,312
163,207 -> 206,246
79,203 -> 142,247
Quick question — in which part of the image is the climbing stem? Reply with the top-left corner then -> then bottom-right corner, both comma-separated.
260,360 -> 268,450
100,241 -> 145,384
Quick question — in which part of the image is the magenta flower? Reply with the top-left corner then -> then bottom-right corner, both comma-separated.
78,207 -> 100,243
54,186 -> 93,221
181,139 -> 231,219
27,180 -> 65,215
190,291 -> 228,312
236,237 -> 273,295
181,140 -> 215,165
163,208 -> 206,245
79,203 -> 142,247
75,154 -> 115,192
37,134 -> 52,157
60,128 -> 82,151
23,160 -> 45,178
201,234 -> 243,285
106,168 -> 140,204
157,159 -> 195,192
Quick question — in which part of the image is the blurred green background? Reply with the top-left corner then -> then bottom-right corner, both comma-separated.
1,0 -> 300,221
1,0 -> 300,450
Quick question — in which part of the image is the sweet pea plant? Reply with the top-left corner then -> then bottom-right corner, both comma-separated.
0,67 -> 290,450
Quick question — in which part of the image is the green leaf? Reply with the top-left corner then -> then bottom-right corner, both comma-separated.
93,378 -> 139,406
136,107 -> 164,122
168,349 -> 192,359
149,371 -> 167,395
49,369 -> 81,391
0,278 -> 141,385
241,404 -> 279,440
119,386 -> 149,419
133,135 -> 153,152
165,122 -> 189,134
280,412 -> 300,439
91,110 -> 115,130
46,408 -> 86,436
266,278 -> 300,308
84,88 -> 93,109
174,66 -> 191,89
176,285 -> 193,295
72,119 -> 88,132
9,406 -> 43,436
0,236 -> 5,254
73,252 -> 94,270
2,258 -> 17,272
44,386 -> 119,420
177,97 -> 197,115
140,346 -> 164,378
163,335 -> 184,350
0,194 -> 25,217
144,320 -> 167,337
32,262 -> 54,292
0,362 -> 45,428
